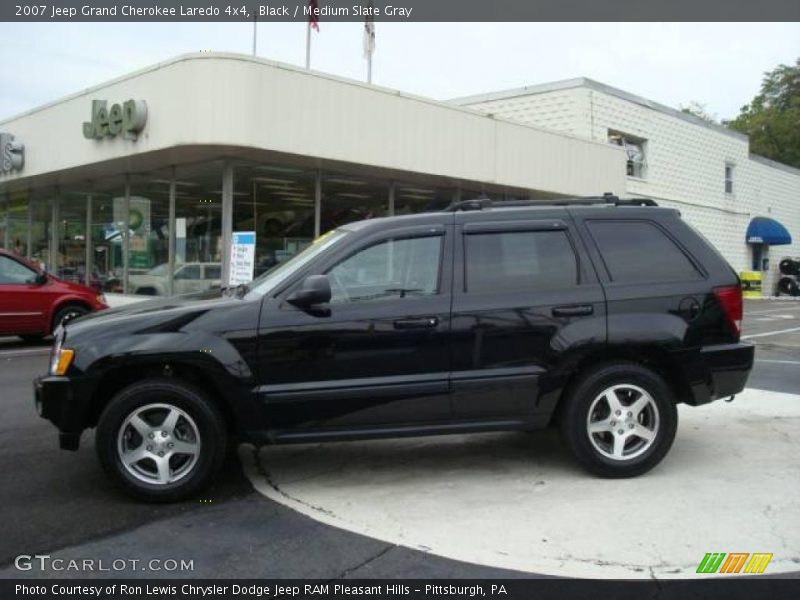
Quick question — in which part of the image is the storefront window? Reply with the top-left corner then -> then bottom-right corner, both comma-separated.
322,172 -> 388,233
234,163 -> 317,280
28,194 -> 51,271
126,172 -> 171,296
394,183 -> 454,214
173,162 -> 223,295
57,192 -> 89,287
0,197 -> 7,250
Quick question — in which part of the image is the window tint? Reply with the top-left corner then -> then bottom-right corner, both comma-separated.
0,255 -> 36,284
588,220 -> 702,283
327,236 -> 441,303
204,265 -> 221,280
175,265 -> 201,280
465,230 -> 577,293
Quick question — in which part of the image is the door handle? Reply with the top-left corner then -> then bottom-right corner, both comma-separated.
393,317 -> 439,330
552,305 -> 594,317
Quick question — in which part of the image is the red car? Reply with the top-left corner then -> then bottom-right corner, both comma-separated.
0,249 -> 108,341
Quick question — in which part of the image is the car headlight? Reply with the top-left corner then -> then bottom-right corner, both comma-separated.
97,294 -> 107,306
49,336 -> 75,376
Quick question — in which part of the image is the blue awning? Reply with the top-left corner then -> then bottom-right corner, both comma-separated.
746,217 -> 792,245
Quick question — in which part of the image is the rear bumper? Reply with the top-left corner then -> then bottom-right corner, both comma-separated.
681,342 -> 755,405
34,375 -> 93,450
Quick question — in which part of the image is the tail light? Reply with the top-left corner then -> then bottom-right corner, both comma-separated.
714,285 -> 743,338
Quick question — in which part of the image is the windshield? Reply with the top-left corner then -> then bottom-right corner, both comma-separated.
247,229 -> 349,296
147,263 -> 170,276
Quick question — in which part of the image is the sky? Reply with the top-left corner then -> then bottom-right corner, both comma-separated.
0,22 -> 797,122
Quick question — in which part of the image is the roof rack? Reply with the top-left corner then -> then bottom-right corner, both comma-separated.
443,193 -> 658,212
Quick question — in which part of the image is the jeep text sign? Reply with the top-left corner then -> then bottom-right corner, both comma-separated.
83,99 -> 147,141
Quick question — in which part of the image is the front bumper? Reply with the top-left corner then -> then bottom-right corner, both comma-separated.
681,342 -> 755,405
34,375 -> 92,450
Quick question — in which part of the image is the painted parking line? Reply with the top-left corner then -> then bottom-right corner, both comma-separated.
755,359 -> 800,365
244,388 -> 800,579
0,348 -> 50,358
742,326 -> 800,340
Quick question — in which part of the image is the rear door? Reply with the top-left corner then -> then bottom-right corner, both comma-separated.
449,211 -> 606,422
0,254 -> 48,335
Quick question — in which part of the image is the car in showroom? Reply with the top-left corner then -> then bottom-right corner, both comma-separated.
35,196 -> 753,501
0,249 -> 108,341
128,262 -> 222,296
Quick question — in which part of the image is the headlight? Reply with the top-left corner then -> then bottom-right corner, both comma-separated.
49,336 -> 75,376
97,294 -> 107,306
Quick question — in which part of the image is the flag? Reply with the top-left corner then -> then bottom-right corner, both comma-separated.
363,1 -> 375,59
308,0 -> 320,31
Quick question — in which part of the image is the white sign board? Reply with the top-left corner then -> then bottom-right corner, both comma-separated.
230,231 -> 256,286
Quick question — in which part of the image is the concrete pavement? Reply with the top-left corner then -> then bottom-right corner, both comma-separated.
0,298 -> 797,579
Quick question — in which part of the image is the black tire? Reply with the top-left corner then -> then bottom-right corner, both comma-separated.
558,362 -> 678,478
95,378 -> 227,502
52,303 -> 89,333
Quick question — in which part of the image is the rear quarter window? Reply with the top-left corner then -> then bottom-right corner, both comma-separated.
587,220 -> 703,283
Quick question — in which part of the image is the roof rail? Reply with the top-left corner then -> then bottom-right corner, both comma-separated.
443,194 -> 657,212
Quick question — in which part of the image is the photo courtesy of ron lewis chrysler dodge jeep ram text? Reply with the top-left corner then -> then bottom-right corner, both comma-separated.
35,196 -> 754,501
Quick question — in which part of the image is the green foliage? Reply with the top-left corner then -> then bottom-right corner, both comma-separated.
680,101 -> 718,124
729,58 -> 800,168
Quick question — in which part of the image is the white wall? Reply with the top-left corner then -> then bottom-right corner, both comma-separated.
0,53 -> 626,199
461,82 -> 800,293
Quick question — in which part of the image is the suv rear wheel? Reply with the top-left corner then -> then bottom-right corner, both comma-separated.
559,362 -> 678,477
96,379 -> 227,502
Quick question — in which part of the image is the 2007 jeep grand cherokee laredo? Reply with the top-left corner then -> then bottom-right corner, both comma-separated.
36,196 -> 754,501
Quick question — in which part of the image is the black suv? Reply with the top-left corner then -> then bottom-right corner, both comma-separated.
35,196 -> 754,501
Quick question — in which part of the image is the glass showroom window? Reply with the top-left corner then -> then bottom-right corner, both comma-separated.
125,171 -> 171,296
173,162 -> 223,295
0,197 -> 7,249
233,162 -> 318,280
57,192 -> 91,288
84,178 -> 127,293
27,193 -> 52,271
393,183 -> 454,214
321,172 -> 388,234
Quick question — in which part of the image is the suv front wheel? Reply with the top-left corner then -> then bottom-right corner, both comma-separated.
559,362 -> 678,477
96,379 -> 227,502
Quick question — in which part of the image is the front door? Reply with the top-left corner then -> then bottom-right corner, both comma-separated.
257,224 -> 454,435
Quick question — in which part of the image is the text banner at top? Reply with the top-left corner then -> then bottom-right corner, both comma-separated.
5,0 -> 800,22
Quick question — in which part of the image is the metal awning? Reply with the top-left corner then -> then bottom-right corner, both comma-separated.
746,216 -> 792,245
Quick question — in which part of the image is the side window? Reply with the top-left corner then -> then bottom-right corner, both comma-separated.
0,255 -> 37,285
175,265 -> 201,280
327,235 -> 442,303
465,230 -> 578,293
588,220 -> 703,283
204,265 -> 221,280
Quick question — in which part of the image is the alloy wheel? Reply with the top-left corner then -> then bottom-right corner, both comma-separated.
116,403 -> 201,485
586,384 -> 660,461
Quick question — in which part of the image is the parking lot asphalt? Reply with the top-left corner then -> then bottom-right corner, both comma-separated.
0,298 -> 797,579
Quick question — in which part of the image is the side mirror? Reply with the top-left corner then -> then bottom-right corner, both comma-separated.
34,272 -> 48,285
287,275 -> 332,308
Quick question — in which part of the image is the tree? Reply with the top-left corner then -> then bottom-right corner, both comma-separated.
729,58 -> 800,169
680,101 -> 718,124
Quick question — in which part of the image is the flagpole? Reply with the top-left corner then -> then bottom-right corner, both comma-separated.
252,14 -> 257,56
305,21 -> 311,69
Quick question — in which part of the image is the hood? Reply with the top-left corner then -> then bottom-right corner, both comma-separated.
64,288 -> 245,338
48,274 -> 98,297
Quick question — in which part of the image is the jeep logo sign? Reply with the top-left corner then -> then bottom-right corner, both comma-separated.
83,99 -> 147,141
0,133 -> 24,174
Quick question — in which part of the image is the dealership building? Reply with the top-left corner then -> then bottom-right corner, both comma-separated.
0,52 -> 797,295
